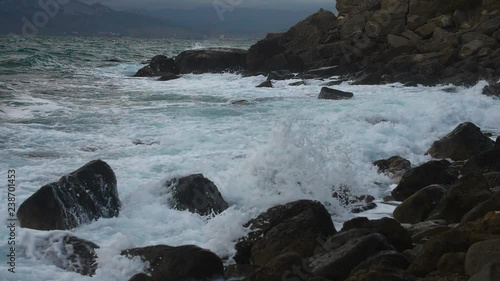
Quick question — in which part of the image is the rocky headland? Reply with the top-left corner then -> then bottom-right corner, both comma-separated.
135,0 -> 500,97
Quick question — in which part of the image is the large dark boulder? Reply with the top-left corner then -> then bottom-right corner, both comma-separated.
391,160 -> 458,201
460,193 -> 500,224
462,150 -> 500,174
427,174 -> 493,223
408,229 -> 470,277
245,252 -> 310,281
427,122 -> 495,161
164,174 -> 228,216
393,184 -> 449,224
175,48 -> 247,74
341,217 -> 412,252
350,250 -> 410,275
234,200 -> 336,265
28,233 -> 99,276
122,245 -> 224,281
17,160 -> 120,230
318,87 -> 354,100
308,233 -> 394,281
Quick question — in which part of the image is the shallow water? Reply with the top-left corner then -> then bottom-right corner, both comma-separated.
1,35 -> 500,281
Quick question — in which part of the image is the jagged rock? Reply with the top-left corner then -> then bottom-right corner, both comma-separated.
408,229 -> 470,276
256,80 -> 273,88
415,22 -> 437,38
391,160 -> 458,201
135,55 -> 178,77
174,48 -> 247,74
135,66 -> 156,77
17,160 -> 120,230
427,174 -> 493,223
163,174 -> 228,216
26,233 -> 99,276
373,156 -> 411,179
234,200 -> 336,265
393,184 -> 449,224
246,253 -> 310,281
483,82 -> 500,97
427,122 -> 495,161
318,87 -> 354,100
341,217 -> 412,252
467,262 -> 500,281
309,233 -> 394,280
465,239 -> 500,276
123,245 -> 224,281
157,73 -> 181,81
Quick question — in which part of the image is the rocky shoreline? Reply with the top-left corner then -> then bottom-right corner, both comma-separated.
16,121 -> 500,281
134,0 -> 500,97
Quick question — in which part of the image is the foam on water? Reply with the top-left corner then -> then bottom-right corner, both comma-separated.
1,37 -> 500,281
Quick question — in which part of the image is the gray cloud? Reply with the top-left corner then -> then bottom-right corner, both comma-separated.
82,0 -> 335,11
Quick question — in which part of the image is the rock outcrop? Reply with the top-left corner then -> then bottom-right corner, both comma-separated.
175,48 -> 247,74
17,160 -> 121,230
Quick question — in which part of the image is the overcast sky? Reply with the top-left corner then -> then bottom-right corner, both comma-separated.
81,0 -> 335,11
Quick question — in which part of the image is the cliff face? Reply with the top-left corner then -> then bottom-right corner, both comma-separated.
246,0 -> 500,86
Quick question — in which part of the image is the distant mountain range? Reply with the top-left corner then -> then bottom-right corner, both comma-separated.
0,0 -> 326,38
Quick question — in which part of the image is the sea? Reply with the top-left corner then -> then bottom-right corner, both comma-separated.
0,35 -> 499,281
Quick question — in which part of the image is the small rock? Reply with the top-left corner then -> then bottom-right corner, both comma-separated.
388,34 -> 411,49
415,22 -> 437,38
476,16 -> 500,36
318,87 -> 354,100
483,82 -> 500,98
158,73 -> 181,81
373,156 -> 411,180
350,250 -> 410,275
256,80 -> 273,88
289,81 -> 306,86
462,149 -> 500,174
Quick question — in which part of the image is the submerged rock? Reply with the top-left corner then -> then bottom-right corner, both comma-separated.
318,87 -> 354,100
164,174 -> 228,216
234,200 -> 336,265
175,48 -> 247,74
427,122 -> 495,161
123,245 -> 224,281
17,160 -> 121,230
256,80 -> 273,88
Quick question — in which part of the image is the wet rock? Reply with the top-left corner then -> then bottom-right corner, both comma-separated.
465,239 -> 500,276
135,55 -> 178,77
289,81 -> 306,86
393,184 -> 449,224
408,229 -> 470,277
122,245 -> 224,281
234,200 -> 335,265
175,48 -> 247,74
427,122 -> 495,161
391,160 -> 458,201
134,66 -> 155,77
26,233 -> 99,276
415,22 -> 437,38
164,174 -> 228,216
246,252 -> 311,281
483,82 -> 500,98
256,80 -> 273,88
427,174 -> 492,223
318,87 -> 354,100
309,233 -> 394,281
373,156 -> 411,180
17,160 -> 120,230
341,217 -> 412,252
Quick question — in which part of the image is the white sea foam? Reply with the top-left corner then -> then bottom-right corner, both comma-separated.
1,60 -> 500,281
